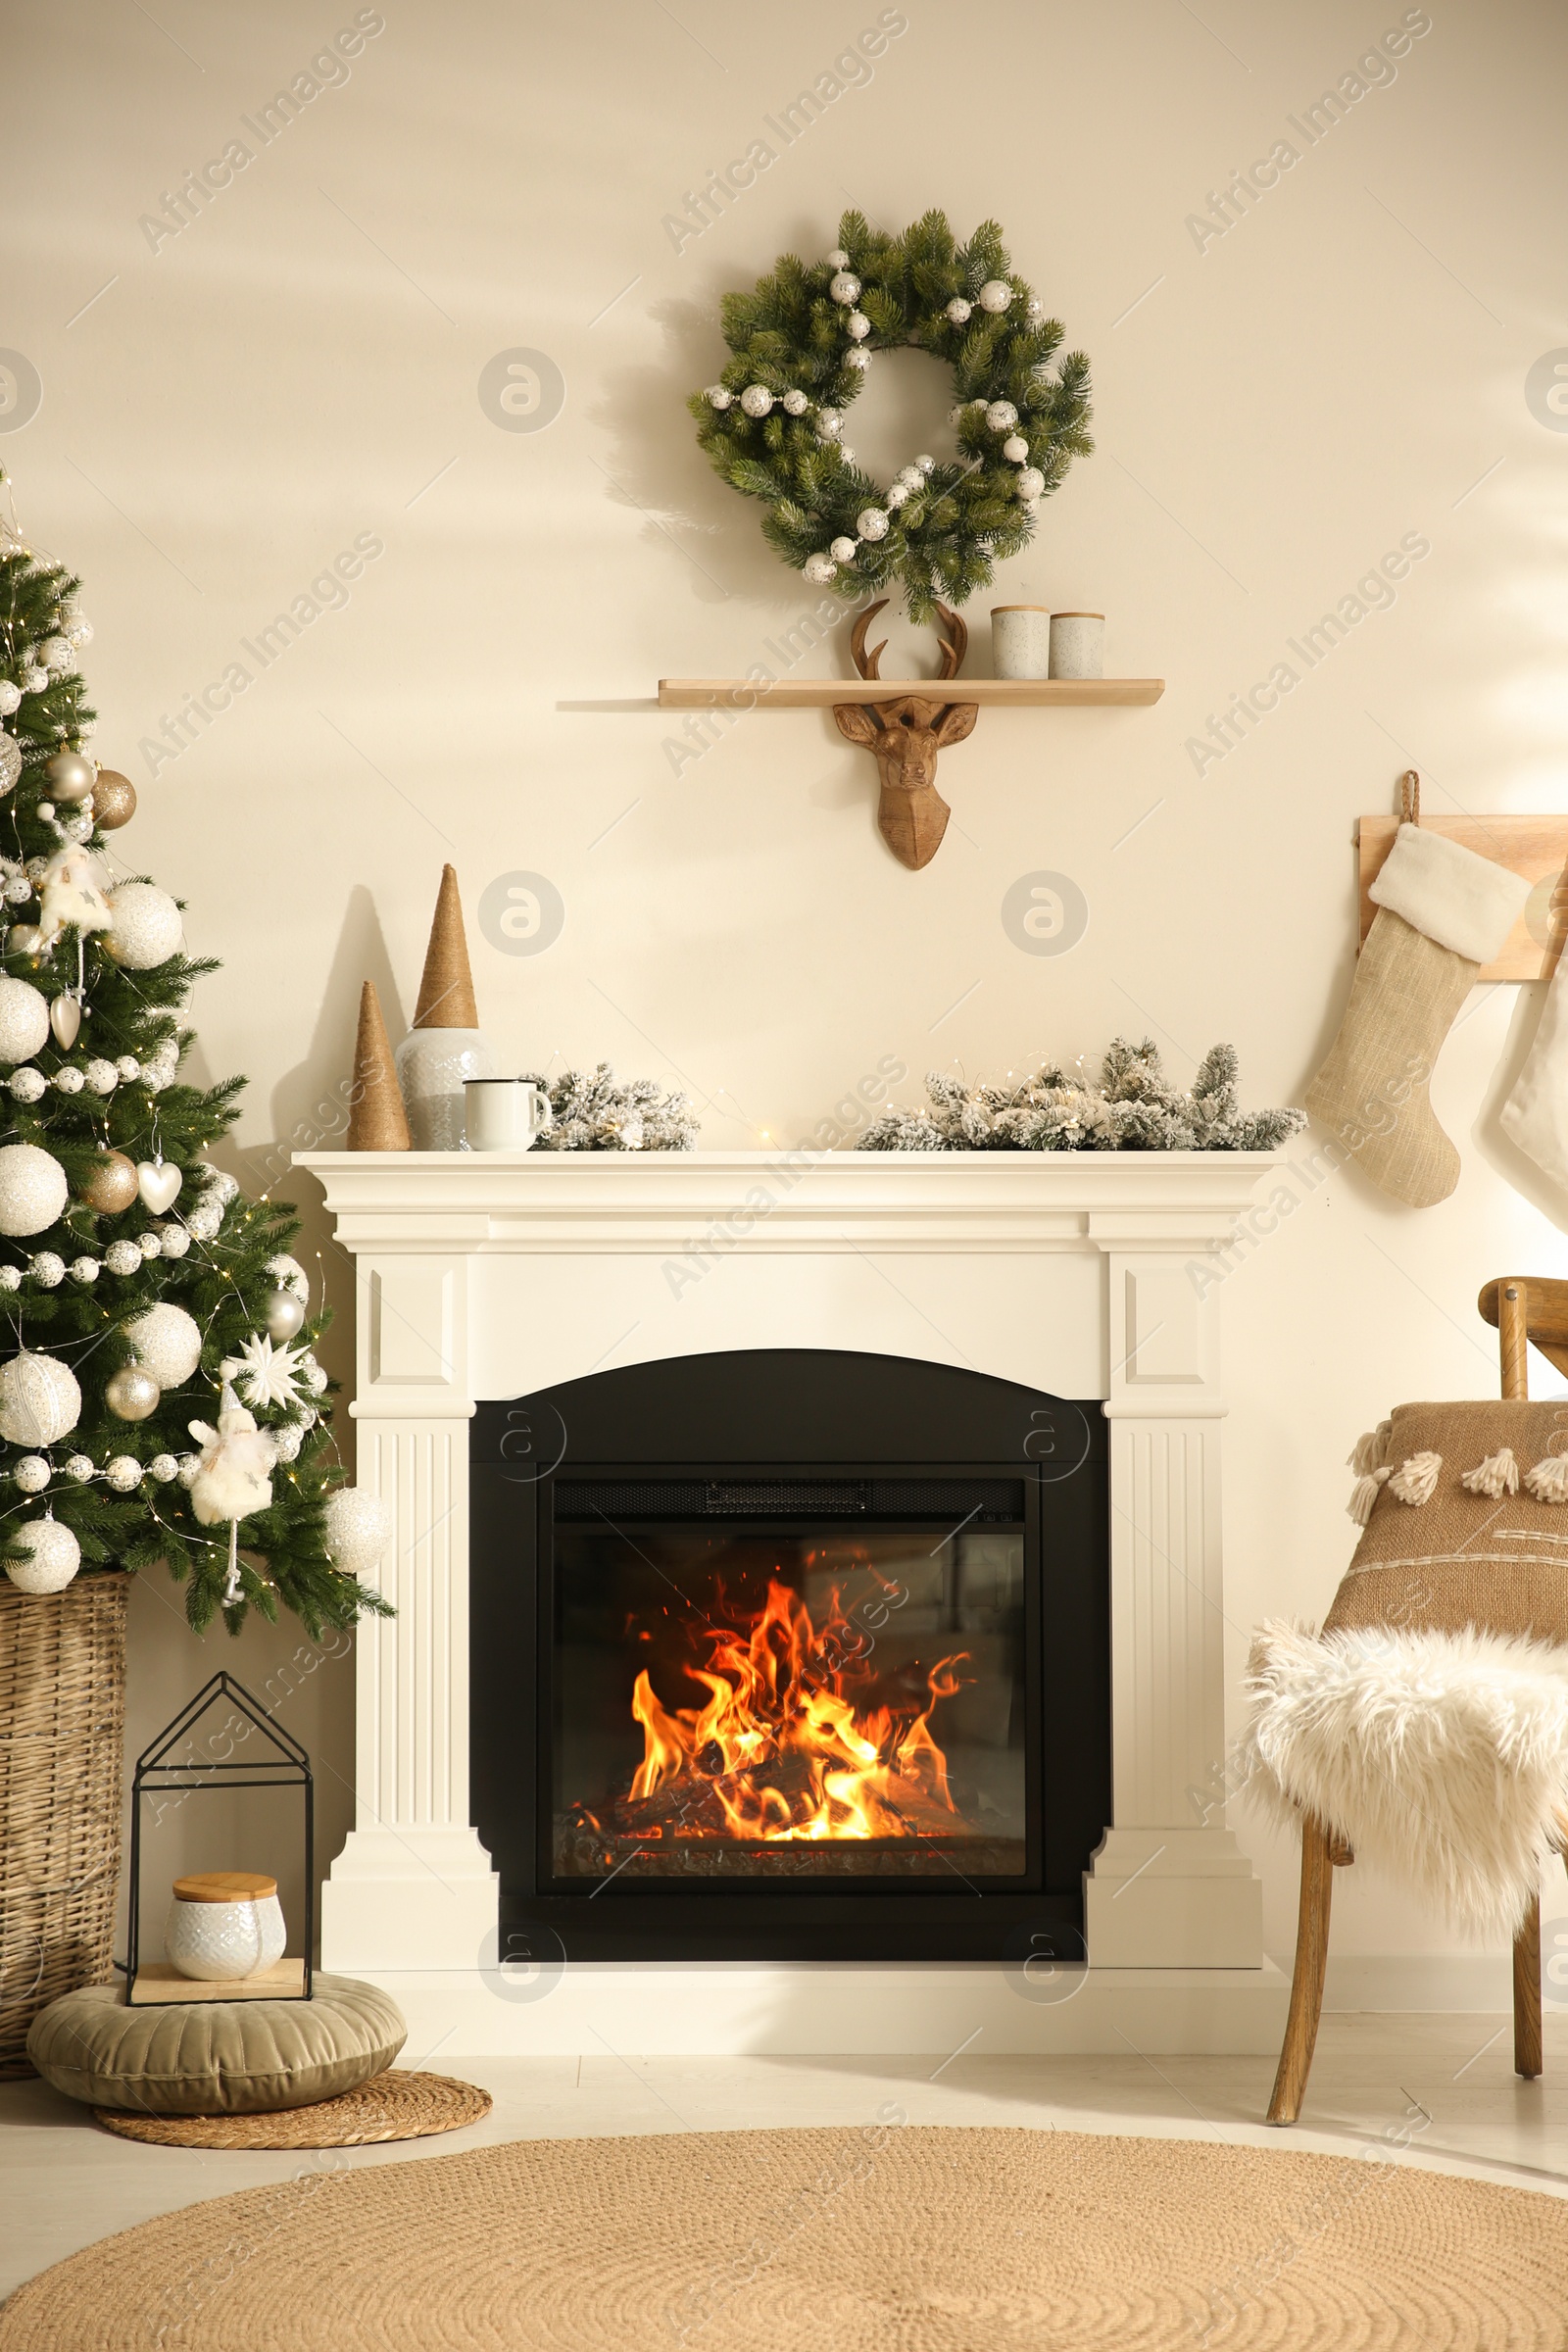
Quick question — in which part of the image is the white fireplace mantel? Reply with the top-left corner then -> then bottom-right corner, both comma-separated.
297,1147 -> 1289,2053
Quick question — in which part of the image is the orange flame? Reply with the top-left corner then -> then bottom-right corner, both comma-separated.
625,1577 -> 969,1842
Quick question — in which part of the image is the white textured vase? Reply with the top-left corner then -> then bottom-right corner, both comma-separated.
394,1028 -> 495,1151
165,1891 -> 287,1981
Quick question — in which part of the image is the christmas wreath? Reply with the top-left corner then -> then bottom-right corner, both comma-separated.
690,209 -> 1093,623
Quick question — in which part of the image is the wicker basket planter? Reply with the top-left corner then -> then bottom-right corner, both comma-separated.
0,1571 -> 128,2077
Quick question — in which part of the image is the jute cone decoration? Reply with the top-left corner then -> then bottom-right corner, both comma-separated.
413,864 -> 479,1030
346,981 -> 412,1151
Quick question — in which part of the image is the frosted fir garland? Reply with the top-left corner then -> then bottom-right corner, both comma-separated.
520,1063 -> 699,1152
692,208 -> 1093,623
858,1040 -> 1306,1153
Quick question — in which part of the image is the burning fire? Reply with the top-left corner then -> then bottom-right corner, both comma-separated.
625,1576 -> 969,1843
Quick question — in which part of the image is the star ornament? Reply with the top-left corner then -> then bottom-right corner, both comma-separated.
220,1331 -> 308,1411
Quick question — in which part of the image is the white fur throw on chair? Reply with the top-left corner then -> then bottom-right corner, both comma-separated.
1239,1620 -> 1568,1942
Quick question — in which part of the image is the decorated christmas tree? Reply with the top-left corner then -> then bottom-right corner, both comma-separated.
0,479 -> 388,1633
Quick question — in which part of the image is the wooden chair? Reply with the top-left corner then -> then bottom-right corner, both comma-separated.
1266,1275 -> 1568,2127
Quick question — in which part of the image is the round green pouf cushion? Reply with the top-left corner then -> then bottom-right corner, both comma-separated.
25,1974 -> 407,2116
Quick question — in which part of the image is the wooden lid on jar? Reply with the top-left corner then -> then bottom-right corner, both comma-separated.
172,1872 -> 277,1903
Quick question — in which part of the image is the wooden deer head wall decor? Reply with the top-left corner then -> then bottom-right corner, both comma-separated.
832,601 -> 979,871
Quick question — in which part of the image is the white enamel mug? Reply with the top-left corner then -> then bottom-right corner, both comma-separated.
464,1077 -> 555,1152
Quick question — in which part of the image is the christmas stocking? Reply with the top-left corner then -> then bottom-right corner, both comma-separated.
1501,951 -> 1568,1188
1306,823 -> 1529,1206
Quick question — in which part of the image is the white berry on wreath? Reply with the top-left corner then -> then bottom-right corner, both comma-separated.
838,448 -> 857,464
857,508 -> 890,542
825,248 -> 848,269
84,1058 -> 117,1094
104,1241 -> 142,1275
148,1452 -> 178,1482
817,409 -> 843,435
846,350 -> 871,373
9,1069 -> 45,1103
705,385 -> 732,409
105,1455 -> 143,1493
782,388 -> 808,415
914,456 -> 935,473
739,385 -> 773,417
0,683 -> 18,717
985,402 -> 1018,431
52,1067 -> 83,1095
829,537 -> 858,564
847,312 -> 870,340
803,554 -> 837,584
69,1256 -> 99,1284
1002,434 -> 1029,463
978,279 -> 1013,312
886,483 -> 908,509
1015,466 -> 1046,500
14,1456 -> 49,1493
28,1252 -> 64,1288
64,1454 -> 94,1482
829,271 -> 860,304
946,297 -> 972,324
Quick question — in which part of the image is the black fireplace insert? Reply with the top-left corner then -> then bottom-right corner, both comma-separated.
470,1348 -> 1108,1961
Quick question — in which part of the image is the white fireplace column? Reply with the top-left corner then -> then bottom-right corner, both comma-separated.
1082,1245 -> 1261,1967
300,1151 -> 1275,1983
318,1247 -> 499,1972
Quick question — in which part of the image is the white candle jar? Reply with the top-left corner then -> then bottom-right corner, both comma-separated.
991,606 -> 1052,679
1049,612 -> 1104,680
165,1871 -> 287,1982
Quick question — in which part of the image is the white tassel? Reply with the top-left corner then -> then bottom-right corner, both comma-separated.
1525,1453 -> 1568,1504
1387,1450 -> 1442,1506
1461,1446 -> 1520,1499
1348,1421 -> 1394,1478
1348,1467 -> 1392,1526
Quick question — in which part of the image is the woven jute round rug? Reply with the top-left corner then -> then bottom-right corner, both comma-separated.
2,2125 -> 1565,2350
90,2069 -> 490,2148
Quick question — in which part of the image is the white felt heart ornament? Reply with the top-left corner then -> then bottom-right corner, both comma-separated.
137,1160 -> 182,1213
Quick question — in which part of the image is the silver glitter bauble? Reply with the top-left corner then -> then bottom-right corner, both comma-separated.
6,1517 -> 80,1593
0,1351 -> 80,1446
323,1487 -> 394,1576
123,1302 -> 202,1387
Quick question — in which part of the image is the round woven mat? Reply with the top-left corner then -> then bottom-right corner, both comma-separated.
90,2070 -> 490,2148
3,2125 -> 1565,2350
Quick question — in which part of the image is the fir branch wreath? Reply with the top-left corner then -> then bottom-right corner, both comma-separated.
690,209 -> 1093,624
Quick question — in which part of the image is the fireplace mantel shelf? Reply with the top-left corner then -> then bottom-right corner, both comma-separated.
297,1148 -> 1280,1255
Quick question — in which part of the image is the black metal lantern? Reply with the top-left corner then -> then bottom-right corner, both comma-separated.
120,1671 -> 314,2004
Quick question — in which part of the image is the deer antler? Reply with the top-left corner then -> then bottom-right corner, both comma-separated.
933,602 -> 968,680
849,601 -> 890,681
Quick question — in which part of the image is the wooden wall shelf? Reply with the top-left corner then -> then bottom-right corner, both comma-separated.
1357,814 -> 1568,982
658,677 -> 1164,709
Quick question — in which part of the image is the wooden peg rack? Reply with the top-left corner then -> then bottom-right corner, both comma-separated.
1357,814 -> 1568,981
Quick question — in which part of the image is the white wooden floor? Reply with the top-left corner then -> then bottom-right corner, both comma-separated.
5,2014 -> 1568,2300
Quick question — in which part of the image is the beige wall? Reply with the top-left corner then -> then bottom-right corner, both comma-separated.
12,0 -> 1568,1972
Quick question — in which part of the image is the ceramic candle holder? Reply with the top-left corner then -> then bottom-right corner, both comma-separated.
991,606 -> 1052,679
1049,612 -> 1104,680
165,1871 -> 287,1982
